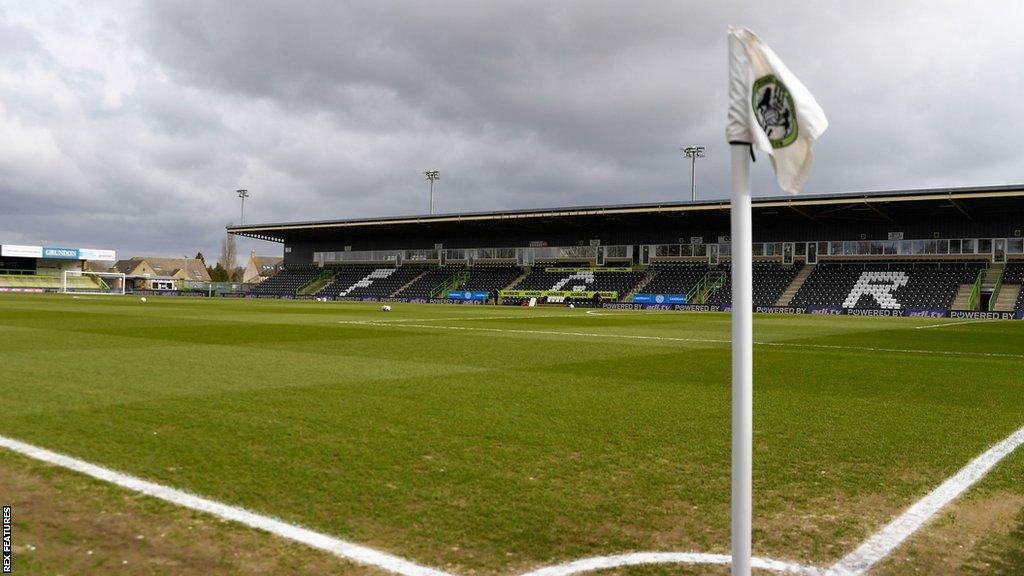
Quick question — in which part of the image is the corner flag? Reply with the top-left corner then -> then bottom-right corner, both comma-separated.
727,26 -> 828,194
725,26 -> 827,576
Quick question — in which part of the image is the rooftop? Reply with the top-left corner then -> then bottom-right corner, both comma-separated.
227,184 -> 1024,243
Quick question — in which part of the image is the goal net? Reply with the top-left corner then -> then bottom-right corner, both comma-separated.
62,270 -> 126,295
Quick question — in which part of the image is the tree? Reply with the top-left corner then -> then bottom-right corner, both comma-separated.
195,252 -> 206,264
209,262 -> 229,282
220,232 -> 237,275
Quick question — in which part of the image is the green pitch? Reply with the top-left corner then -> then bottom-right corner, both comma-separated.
1,293 -> 1023,574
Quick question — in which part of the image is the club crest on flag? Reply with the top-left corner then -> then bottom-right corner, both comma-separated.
727,26 -> 827,194
751,74 -> 797,148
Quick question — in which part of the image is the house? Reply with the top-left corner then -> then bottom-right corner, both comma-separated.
110,257 -> 211,291
242,250 -> 283,284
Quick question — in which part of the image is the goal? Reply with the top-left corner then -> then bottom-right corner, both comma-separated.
62,270 -> 126,295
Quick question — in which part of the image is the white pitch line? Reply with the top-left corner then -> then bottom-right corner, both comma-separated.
828,424 -> 1024,576
913,319 -> 995,330
338,320 -> 731,345
339,320 -> 1024,360
517,552 -> 824,576
582,309 -> 687,317
0,434 -> 454,576
352,313 -> 584,323
753,340 -> 1024,360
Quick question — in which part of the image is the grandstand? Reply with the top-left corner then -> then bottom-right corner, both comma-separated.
0,243 -> 117,292
0,270 -> 104,292
228,184 -> 1024,317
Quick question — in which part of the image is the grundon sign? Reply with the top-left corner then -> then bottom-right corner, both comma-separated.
43,247 -> 80,259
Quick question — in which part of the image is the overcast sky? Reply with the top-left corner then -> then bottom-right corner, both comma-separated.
1,1 -> 1022,263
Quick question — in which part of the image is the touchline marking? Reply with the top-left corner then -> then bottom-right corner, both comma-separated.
353,313 -> 584,323
338,320 -> 1024,360
582,309 -> 689,317
827,424 -> 1024,576
338,320 -> 731,345
518,552 -> 823,576
913,319 -> 995,330
0,434 -> 453,576
753,340 -> 1024,360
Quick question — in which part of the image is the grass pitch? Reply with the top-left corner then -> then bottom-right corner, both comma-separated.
1,294 -> 1023,574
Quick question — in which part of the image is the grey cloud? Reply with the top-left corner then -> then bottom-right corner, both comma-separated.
0,1 -> 1021,262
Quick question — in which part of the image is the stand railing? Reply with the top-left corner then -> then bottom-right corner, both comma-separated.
989,268 -> 1005,311
430,271 -> 470,298
967,269 -> 985,311
296,269 -> 335,295
686,271 -> 727,305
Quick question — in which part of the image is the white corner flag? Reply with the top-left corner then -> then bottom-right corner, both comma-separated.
725,26 -> 827,576
727,26 -> 828,194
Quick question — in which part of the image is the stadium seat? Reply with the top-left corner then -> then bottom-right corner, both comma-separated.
515,265 -> 646,299
643,263 -> 709,296
395,265 -> 467,298
318,265 -> 428,298
790,261 -> 984,309
707,262 -> 803,307
1003,262 -> 1024,311
459,265 -> 523,293
640,262 -> 802,306
249,265 -> 322,296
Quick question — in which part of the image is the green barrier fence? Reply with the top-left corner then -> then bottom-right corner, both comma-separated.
431,271 -> 470,298
297,269 -> 335,295
686,271 -> 727,305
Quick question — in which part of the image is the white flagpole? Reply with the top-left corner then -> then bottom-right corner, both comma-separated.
730,142 -> 753,576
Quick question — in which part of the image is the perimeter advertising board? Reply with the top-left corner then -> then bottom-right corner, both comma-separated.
0,245 -> 116,261
632,294 -> 687,305
447,291 -> 491,301
0,245 -> 43,258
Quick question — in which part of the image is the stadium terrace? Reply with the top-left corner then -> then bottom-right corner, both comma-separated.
226,184 -> 1024,317
0,243 -> 118,294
